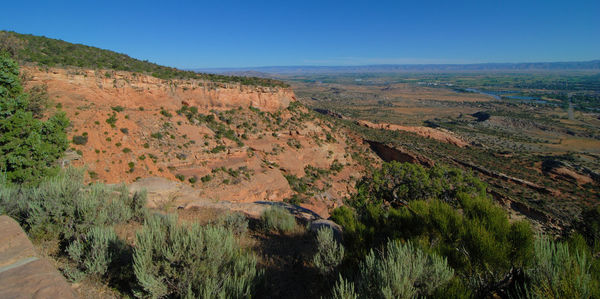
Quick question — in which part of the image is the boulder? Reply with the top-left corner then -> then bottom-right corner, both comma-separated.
0,216 -> 77,299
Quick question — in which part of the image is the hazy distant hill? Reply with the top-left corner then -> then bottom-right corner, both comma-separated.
197,60 -> 600,75
0,30 -> 288,87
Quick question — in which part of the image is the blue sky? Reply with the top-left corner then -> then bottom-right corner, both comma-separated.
1,0 -> 599,68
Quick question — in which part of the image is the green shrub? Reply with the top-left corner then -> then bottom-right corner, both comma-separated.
122,147 -> 131,153
111,106 -> 124,112
120,127 -> 129,134
200,174 -> 212,183
215,212 -> 249,235
353,161 -> 486,208
159,109 -> 172,118
524,236 -> 598,298
287,139 -> 302,149
313,228 -> 345,276
66,226 -> 121,279
0,55 -> 69,185
335,240 -> 453,299
284,174 -> 310,194
211,145 -> 226,153
331,161 -> 534,296
133,214 -> 260,298
579,205 -> 600,247
0,168 -> 146,241
72,135 -> 88,145
261,206 -> 296,233
106,112 -> 117,128
330,160 -> 344,173
175,174 -> 185,181
326,132 -> 336,143
331,276 -> 359,299
25,84 -> 50,118
88,170 -> 98,179
188,176 -> 197,184
123,189 -> 147,221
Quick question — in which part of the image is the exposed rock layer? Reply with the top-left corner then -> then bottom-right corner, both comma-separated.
0,216 -> 77,299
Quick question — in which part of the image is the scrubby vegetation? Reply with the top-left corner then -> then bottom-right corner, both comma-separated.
329,161 -> 600,298
0,167 -> 146,285
0,167 -> 262,297
0,31 -> 289,88
72,135 -> 88,145
133,214 -> 260,298
261,206 -> 296,233
524,236 -> 598,298
333,240 -> 454,298
313,228 -> 345,276
0,55 -> 69,185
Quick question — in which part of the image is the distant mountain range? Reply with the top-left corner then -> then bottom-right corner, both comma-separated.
194,60 -> 600,75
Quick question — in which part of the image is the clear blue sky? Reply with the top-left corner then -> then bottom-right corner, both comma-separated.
1,0 -> 599,68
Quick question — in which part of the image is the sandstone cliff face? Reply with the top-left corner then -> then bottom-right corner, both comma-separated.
24,67 -> 295,112
22,67 -> 377,218
356,119 -> 469,148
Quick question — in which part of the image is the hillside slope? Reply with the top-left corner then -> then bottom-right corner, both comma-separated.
23,66 -> 377,218
0,30 -> 288,87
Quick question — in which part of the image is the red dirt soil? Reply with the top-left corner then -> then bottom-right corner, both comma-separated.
24,67 -> 378,218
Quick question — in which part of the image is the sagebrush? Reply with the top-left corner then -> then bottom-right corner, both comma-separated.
133,214 -> 261,298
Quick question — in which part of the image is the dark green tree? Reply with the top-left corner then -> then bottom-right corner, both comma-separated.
0,54 -> 69,184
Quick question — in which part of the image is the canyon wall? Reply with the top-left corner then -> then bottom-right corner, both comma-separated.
24,67 -> 295,112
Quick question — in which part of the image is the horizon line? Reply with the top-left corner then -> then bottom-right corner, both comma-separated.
190,59 -> 600,70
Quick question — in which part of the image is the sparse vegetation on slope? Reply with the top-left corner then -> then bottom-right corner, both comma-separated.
0,30 -> 289,87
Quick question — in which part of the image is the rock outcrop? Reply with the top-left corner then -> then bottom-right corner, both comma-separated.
130,177 -> 322,221
24,67 -> 295,112
0,216 -> 77,299
357,120 -> 469,148
365,140 -> 435,167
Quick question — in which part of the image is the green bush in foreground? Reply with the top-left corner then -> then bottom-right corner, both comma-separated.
261,206 -> 296,233
214,212 -> 249,235
333,240 -> 453,299
66,226 -> 122,279
331,161 -> 536,297
0,167 -> 147,287
313,227 -> 345,276
0,55 -> 69,185
0,167 -> 147,241
331,276 -> 359,299
133,214 -> 260,298
524,236 -> 598,298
